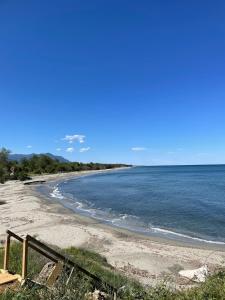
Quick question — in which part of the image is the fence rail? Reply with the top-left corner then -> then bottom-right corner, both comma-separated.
3,230 -> 117,297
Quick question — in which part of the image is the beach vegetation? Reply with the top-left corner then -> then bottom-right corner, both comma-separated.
0,148 -> 130,184
1,243 -> 225,299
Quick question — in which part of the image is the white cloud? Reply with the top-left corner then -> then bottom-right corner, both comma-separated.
131,147 -> 147,151
66,147 -> 74,153
62,134 -> 85,144
79,147 -> 90,153
27,145 -> 32,149
56,148 -> 61,151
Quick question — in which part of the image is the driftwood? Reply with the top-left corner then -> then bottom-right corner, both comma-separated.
24,180 -> 46,185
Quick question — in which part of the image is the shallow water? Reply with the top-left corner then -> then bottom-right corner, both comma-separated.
44,166 -> 225,245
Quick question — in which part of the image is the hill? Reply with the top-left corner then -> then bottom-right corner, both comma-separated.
9,153 -> 69,163
0,147 -> 130,183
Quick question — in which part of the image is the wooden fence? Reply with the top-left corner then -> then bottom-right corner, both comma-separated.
3,230 -> 117,298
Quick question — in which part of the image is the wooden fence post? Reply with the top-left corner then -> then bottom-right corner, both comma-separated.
22,237 -> 28,280
3,234 -> 10,270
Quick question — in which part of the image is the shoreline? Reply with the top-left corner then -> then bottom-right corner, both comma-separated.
1,169 -> 225,287
38,173 -> 225,248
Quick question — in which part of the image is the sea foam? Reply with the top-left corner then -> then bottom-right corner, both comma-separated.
50,185 -> 64,200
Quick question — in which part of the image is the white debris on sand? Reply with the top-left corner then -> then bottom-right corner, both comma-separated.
179,265 -> 208,282
85,289 -> 110,300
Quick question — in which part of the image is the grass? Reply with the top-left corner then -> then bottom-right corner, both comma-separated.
0,243 -> 47,278
1,243 -> 225,299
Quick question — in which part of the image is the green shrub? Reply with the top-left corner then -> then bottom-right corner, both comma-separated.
1,243 -> 225,299
0,148 -> 130,184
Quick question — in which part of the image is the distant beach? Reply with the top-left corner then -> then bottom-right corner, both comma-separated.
1,169 -> 225,287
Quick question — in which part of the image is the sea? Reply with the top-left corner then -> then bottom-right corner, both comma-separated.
39,165 -> 225,245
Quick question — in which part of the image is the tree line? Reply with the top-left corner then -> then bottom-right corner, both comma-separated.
0,148 -> 130,184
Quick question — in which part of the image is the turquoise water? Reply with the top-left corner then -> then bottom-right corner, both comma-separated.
48,166 -> 225,245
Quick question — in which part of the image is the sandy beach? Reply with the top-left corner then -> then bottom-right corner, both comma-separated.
1,170 -> 225,288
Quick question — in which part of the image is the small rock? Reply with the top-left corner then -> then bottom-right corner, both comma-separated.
85,289 -> 110,300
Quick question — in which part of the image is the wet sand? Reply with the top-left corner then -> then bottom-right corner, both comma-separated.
1,170 -> 225,287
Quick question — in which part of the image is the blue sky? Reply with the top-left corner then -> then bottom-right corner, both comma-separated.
0,0 -> 225,165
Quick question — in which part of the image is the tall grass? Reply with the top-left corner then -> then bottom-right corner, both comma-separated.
1,243 -> 225,299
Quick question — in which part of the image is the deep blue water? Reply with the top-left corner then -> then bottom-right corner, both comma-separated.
49,166 -> 225,244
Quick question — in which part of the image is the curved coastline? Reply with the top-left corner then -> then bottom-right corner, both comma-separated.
1,169 -> 225,286
36,169 -> 225,248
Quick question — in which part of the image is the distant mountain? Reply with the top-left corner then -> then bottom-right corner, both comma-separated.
44,153 -> 70,163
9,153 -> 70,163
